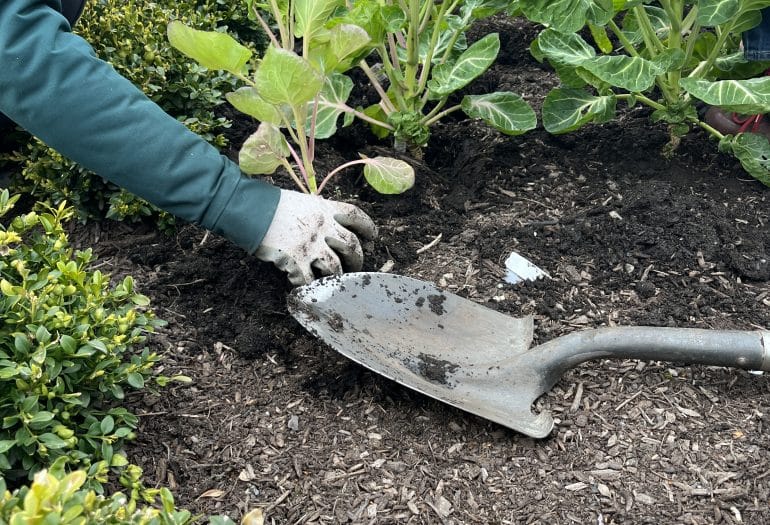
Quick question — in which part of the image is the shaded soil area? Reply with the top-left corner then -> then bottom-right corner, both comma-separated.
61,16 -> 770,525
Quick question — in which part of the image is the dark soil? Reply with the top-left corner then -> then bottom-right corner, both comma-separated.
62,16 -> 770,525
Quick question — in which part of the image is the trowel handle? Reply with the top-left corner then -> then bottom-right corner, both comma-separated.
536,327 -> 770,376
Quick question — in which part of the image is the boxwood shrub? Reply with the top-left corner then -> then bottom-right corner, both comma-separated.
0,458 -> 236,525
7,0 -> 265,225
0,190 -> 168,486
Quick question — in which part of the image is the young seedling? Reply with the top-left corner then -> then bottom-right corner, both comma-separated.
336,0 -> 538,152
515,0 -> 770,186
167,1 -> 415,195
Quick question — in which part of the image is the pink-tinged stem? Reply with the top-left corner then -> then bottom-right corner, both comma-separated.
286,141 -> 309,188
317,159 -> 367,194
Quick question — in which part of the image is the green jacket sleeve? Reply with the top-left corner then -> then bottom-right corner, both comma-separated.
0,0 -> 280,253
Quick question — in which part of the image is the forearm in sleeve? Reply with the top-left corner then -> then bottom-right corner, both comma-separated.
0,0 -> 280,252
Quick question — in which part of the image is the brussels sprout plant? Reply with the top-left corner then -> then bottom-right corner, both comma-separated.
515,0 -> 770,186
168,1 -> 415,195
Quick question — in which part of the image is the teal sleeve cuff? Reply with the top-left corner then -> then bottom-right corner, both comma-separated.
208,171 -> 281,253
0,0 -> 280,251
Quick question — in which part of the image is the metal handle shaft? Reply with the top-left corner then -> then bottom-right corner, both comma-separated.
532,328 -> 769,387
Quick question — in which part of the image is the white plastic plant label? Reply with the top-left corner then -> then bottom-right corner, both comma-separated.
504,251 -> 549,284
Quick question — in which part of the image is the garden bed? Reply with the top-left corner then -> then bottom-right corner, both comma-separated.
73,16 -> 770,524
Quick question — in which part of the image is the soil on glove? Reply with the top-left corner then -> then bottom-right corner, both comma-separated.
63,16 -> 770,525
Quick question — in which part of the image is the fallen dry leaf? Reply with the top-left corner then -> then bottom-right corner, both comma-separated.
242,508 -> 264,525
198,488 -> 226,499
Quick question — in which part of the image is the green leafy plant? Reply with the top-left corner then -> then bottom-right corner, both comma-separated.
0,190 -> 182,486
515,0 -> 770,186
0,458 -> 236,525
168,1 -> 416,195
5,0 -> 265,223
333,0 -> 537,152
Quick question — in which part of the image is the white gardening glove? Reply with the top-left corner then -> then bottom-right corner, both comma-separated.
255,189 -> 377,285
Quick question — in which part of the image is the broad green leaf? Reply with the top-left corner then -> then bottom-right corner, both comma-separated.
462,0 -> 511,19
311,24 -> 371,73
539,29 -> 661,91
255,47 -> 324,106
621,6 -> 670,46
363,104 -> 391,139
651,48 -> 686,74
542,88 -> 617,133
461,92 -> 537,135
697,0 -> 740,27
680,77 -> 770,113
239,123 -> 291,175
537,29 -> 596,66
362,157 -> 415,194
312,74 -> 354,139
731,8 -> 765,34
167,21 -> 252,75
381,5 -> 408,32
723,133 -> 770,186
328,24 -> 371,70
226,87 -> 284,125
427,33 -> 500,98
416,23 -> 468,65
517,0 -> 612,34
0,440 -> 15,454
583,55 -> 662,92
294,0 -> 340,39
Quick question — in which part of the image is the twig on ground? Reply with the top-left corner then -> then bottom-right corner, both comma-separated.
416,233 -> 442,254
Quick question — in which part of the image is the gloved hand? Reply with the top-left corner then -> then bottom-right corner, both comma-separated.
255,189 -> 377,285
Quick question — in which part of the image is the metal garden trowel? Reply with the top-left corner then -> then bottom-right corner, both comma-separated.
287,272 -> 769,438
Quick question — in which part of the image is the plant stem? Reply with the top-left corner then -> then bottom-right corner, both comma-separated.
250,5 -> 280,48
632,5 -> 677,104
376,43 -> 409,110
268,0 -> 289,49
317,159 -> 369,193
309,95 -> 319,164
418,0 -> 433,33
689,17 -> 737,79
607,19 -> 640,57
423,103 -> 462,126
280,157 -> 309,194
682,21 -> 701,76
288,106 -> 316,193
617,93 -> 666,111
695,119 -> 725,139
633,5 -> 665,56
359,60 -> 397,114
681,4 -> 698,34
662,0 -> 683,99
403,0 -> 422,103
422,96 -> 448,121
417,1 -> 450,95
340,105 -> 393,130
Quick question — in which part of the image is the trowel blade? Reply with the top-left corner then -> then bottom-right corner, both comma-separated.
288,273 -> 552,436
